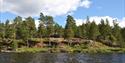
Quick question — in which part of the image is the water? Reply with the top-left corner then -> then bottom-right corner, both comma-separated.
0,53 -> 125,63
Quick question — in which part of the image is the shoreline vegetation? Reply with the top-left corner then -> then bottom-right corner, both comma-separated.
1,38 -> 125,53
0,13 -> 125,53
2,47 -> 125,53
16,47 -> 125,53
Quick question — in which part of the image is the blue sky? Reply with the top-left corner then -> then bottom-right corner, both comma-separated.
73,0 -> 125,18
0,0 -> 125,27
55,0 -> 125,26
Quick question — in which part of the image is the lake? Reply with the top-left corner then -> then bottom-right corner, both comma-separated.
0,53 -> 125,63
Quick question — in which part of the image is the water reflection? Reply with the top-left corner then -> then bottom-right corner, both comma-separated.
0,53 -> 125,63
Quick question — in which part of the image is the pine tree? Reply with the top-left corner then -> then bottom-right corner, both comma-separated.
89,21 -> 100,40
45,16 -> 54,37
0,22 -> 5,39
13,16 -> 23,39
85,16 -> 91,39
64,15 -> 76,39
121,27 -> 125,47
76,26 -> 82,38
38,22 -> 46,37
81,23 -> 86,38
54,23 -> 64,37
112,20 -> 123,47
18,21 -> 30,40
38,13 -> 47,37
105,19 -> 112,39
121,28 -> 125,41
98,19 -> 112,40
64,25 -> 74,39
14,16 -> 22,24
5,24 -> 15,39
25,16 -> 36,38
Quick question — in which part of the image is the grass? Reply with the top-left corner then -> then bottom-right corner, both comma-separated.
15,41 -> 125,53
17,47 -> 49,53
16,47 -> 125,53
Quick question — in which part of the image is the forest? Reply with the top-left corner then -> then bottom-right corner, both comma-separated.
0,13 -> 125,53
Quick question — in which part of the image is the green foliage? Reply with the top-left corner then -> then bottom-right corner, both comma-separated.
121,28 -> 125,47
98,19 -> 112,39
108,34 -> 117,45
54,23 -> 64,37
76,26 -> 82,38
1,13 -> 125,52
85,16 -> 91,39
64,15 -> 76,38
89,21 -> 100,40
5,24 -> 16,39
38,13 -> 55,37
112,20 -> 124,47
81,23 -> 86,38
17,48 -> 49,53
46,16 -> 54,36
0,22 -> 5,38
38,22 -> 46,37
12,40 -> 18,51
19,21 -> 30,40
38,13 -> 47,37
25,17 -> 36,38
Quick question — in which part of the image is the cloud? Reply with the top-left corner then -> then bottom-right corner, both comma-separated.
119,17 -> 125,28
80,0 -> 92,8
75,16 -> 125,28
30,16 -> 125,28
0,0 -> 92,17
0,0 -> 3,11
35,20 -> 39,28
75,19 -> 85,26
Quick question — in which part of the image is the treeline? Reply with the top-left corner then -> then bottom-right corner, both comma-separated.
0,13 -> 125,47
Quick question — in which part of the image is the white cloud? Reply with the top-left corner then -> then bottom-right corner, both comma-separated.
35,20 -> 39,28
75,19 -> 85,26
0,0 -> 3,11
80,0 -> 92,8
33,16 -> 125,28
119,17 -> 125,28
75,16 -> 125,28
0,0 -> 92,17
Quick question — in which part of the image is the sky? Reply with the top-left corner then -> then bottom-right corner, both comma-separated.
0,0 -> 125,27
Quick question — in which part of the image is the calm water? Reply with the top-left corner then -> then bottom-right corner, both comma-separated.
0,53 -> 125,63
